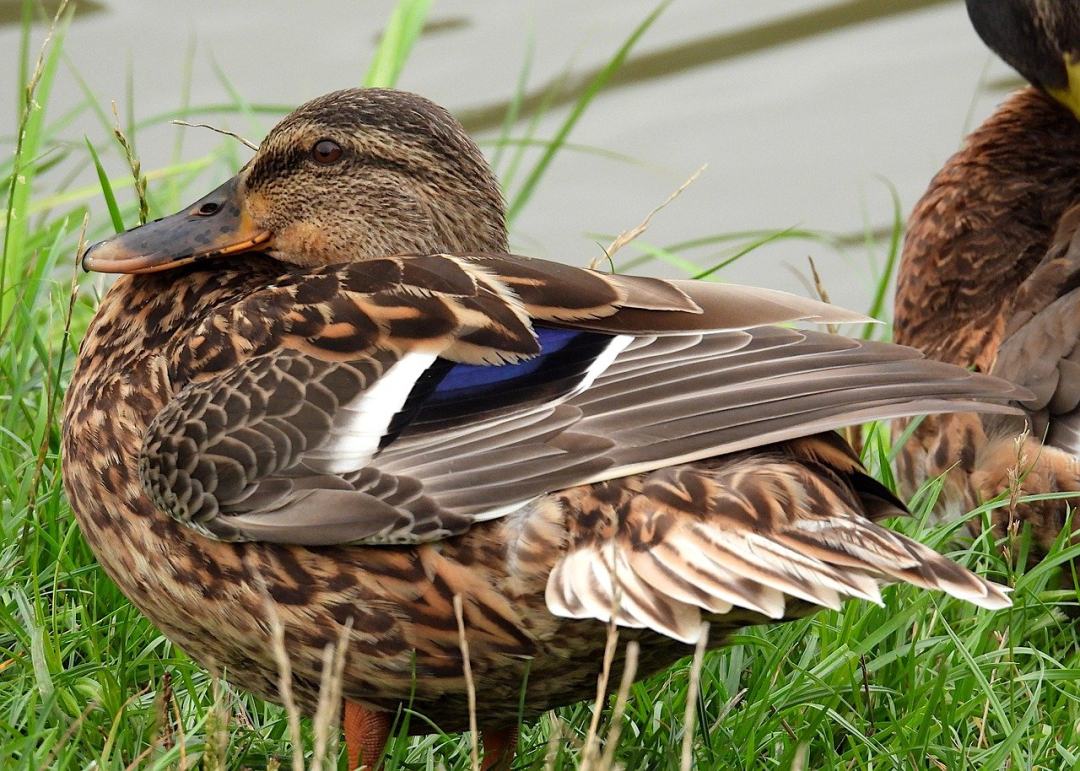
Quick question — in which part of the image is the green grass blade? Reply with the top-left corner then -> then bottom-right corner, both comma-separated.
9,154 -> 215,224
938,613 -> 1021,767
500,56 -> 570,195
663,227 -> 839,254
1,2 -> 73,325
506,1 -> 670,222
84,138 -> 123,234
2,4 -> 1077,768
16,0 -> 31,119
492,27 -> 535,173
693,226 -> 797,280
210,55 -> 263,148
168,36 -> 198,209
888,413 -> 926,463
364,0 -> 434,88
584,236 -> 699,275
862,175 -> 904,339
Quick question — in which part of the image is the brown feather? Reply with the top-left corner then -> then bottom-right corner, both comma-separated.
137,257 -> 1023,546
63,88 -> 1019,742
547,440 -> 1008,644
894,86 -> 1080,563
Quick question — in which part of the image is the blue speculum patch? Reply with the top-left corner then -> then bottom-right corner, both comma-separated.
384,326 -> 617,444
433,326 -> 586,393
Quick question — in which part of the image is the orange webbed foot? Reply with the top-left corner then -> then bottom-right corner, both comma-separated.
343,701 -> 391,770
481,724 -> 519,770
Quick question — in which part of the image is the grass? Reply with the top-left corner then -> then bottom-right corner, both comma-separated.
1,0 -> 1078,769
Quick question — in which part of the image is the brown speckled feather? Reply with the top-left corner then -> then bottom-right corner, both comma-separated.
65,251 -> 1017,728
67,253 -> 1010,725
989,204 -> 1080,447
895,88 -> 1080,369
549,433 -> 1007,642
138,253 -> 1021,548
894,87 -> 1080,558
63,88 -> 1018,740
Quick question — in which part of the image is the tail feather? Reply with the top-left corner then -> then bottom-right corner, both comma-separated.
544,435 -> 1010,644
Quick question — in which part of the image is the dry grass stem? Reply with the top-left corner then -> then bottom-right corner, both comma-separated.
21,213 -> 85,535
95,686 -> 151,770
859,654 -> 874,736
453,594 -> 480,771
123,744 -> 155,771
38,698 -> 97,771
542,712 -> 563,771
708,688 -> 747,734
7,0 -> 69,204
596,640 -> 640,771
203,677 -> 230,771
1004,428 -> 1033,561
769,705 -> 799,743
806,254 -> 862,449
806,255 -> 838,335
582,537 -> 625,766
680,623 -> 709,771
24,1 -> 69,101
590,163 -> 707,269
111,101 -> 149,224
171,119 -> 259,150
311,619 -> 353,771
170,678 -> 189,769
244,556 -> 306,771
791,742 -> 809,771
153,670 -> 174,753
581,620 -> 620,768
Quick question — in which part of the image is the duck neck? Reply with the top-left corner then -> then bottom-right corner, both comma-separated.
894,86 -> 1080,370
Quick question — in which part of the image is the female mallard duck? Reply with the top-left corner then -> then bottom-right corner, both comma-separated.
895,0 -> 1080,565
65,88 -> 1015,769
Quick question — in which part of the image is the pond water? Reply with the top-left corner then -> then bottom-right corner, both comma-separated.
1,0 -> 1019,316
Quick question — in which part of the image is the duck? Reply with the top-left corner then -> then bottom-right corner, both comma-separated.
64,87 -> 1017,770
894,0 -> 1080,573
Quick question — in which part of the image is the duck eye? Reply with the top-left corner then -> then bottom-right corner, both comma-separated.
312,139 -> 343,165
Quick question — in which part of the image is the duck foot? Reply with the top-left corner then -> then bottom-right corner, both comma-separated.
481,725 -> 519,770
343,701 -> 391,770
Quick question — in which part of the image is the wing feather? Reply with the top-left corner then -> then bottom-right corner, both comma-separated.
546,448 -> 1010,643
144,253 -> 1024,546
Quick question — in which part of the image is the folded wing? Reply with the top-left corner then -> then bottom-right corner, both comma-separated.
143,253 -> 1024,545
989,204 -> 1080,451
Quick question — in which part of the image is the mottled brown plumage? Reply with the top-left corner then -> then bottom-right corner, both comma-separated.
895,1 -> 1080,565
65,88 -> 1014,768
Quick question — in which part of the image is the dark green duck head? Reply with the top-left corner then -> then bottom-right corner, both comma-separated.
967,0 -> 1080,118
83,88 -> 507,273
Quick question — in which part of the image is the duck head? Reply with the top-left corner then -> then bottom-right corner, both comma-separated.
966,0 -> 1080,119
83,88 -> 507,273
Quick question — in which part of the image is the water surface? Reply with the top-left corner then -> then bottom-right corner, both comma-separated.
1,0 -> 1018,315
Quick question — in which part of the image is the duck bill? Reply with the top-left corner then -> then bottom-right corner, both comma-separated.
81,174 -> 273,274
1050,54 -> 1080,122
